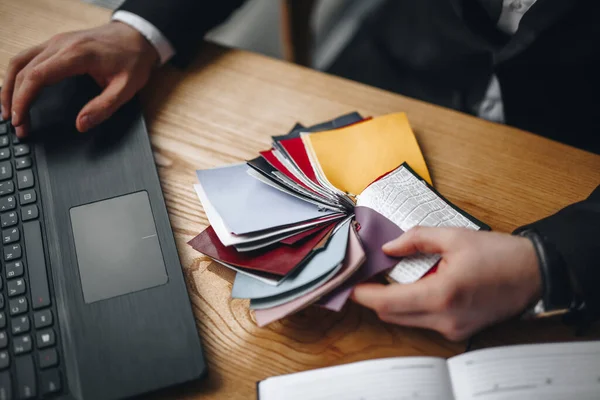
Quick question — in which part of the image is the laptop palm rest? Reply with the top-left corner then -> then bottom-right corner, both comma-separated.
29,76 -> 206,399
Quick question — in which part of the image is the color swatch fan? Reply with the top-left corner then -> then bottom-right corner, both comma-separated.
189,112 -> 489,326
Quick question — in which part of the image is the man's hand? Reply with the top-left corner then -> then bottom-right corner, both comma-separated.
1,21 -> 158,137
352,227 -> 542,341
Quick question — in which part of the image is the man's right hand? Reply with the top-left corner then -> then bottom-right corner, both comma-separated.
1,21 -> 159,137
352,227 -> 542,341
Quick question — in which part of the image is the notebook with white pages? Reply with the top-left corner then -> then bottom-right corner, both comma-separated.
257,341 -> 600,400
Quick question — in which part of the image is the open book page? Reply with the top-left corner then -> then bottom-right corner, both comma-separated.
258,357 -> 454,400
356,164 -> 481,283
448,342 -> 600,400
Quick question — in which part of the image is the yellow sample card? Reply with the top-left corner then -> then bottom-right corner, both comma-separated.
305,113 -> 432,195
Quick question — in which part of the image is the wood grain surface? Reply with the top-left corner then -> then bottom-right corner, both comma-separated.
1,1 -> 599,399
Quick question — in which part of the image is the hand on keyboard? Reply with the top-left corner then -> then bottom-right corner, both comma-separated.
0,22 -> 158,137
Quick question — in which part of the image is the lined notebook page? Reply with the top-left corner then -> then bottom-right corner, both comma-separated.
258,357 -> 453,400
448,342 -> 600,400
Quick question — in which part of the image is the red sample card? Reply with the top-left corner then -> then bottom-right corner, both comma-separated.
260,150 -> 309,189
279,222 -> 333,245
279,137 -> 319,184
188,223 -> 335,276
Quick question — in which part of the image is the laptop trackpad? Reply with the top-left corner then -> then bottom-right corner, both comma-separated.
70,191 -> 168,304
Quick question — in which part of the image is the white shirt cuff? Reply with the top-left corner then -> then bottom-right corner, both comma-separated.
112,10 -> 176,65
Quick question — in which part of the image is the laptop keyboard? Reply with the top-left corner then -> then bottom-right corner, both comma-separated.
0,119 -> 62,399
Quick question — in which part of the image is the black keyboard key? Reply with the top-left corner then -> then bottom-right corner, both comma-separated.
34,310 -> 52,329
0,211 -> 17,228
23,222 -> 51,309
9,297 -> 27,316
0,295 -> 3,309
0,313 -> 4,329
6,260 -> 24,279
2,227 -> 18,244
36,329 -> 55,348
13,335 -> 32,355
0,196 -> 15,212
4,243 -> 21,261
0,137 -> 7,148
18,190 -> 35,205
8,279 -> 25,297
38,349 -> 57,369
11,316 -> 29,335
0,150 -> 8,161
0,124 -> 6,135
12,134 -> 20,145
15,157 -> 31,170
16,170 -> 33,190
20,205 -> 37,221
13,144 -> 30,157
0,162 -> 11,181
0,352 -> 8,370
0,371 -> 11,400
0,332 -> 6,348
40,369 -> 61,395
0,181 -> 13,196
15,354 -> 36,398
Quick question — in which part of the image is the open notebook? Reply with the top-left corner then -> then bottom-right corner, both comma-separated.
257,341 -> 600,399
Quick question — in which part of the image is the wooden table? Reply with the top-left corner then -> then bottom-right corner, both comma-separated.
1,0 -> 599,398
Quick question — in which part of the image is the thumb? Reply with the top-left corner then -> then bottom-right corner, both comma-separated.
382,227 -> 456,257
76,75 -> 137,132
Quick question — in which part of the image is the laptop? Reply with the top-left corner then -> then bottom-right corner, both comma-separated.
0,76 -> 206,399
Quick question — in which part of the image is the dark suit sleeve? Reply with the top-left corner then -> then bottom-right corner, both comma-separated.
516,185 -> 600,319
117,0 -> 245,66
